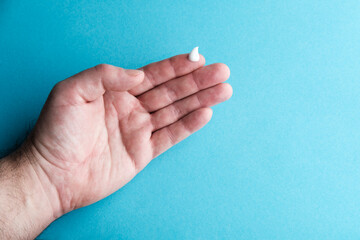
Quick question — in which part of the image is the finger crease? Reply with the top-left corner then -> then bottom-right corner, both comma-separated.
145,69 -> 157,89
168,57 -> 178,79
179,118 -> 191,135
190,72 -> 201,91
166,126 -> 177,145
194,93 -> 202,108
164,82 -> 178,103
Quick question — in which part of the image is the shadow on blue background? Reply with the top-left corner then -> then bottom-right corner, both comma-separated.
1,1 -> 360,239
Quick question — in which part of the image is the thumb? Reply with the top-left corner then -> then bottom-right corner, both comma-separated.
53,64 -> 144,104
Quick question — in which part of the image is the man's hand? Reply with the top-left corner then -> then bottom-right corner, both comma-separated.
0,53 -> 232,239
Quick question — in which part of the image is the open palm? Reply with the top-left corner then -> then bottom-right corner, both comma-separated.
28,53 -> 232,216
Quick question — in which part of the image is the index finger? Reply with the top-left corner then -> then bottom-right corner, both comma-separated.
129,53 -> 205,96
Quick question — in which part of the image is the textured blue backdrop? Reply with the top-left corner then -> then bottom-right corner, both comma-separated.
1,1 -> 360,239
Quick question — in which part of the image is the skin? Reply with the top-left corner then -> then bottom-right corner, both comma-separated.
0,53 -> 232,239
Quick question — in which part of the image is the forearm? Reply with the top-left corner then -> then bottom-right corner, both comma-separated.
0,143 -> 59,239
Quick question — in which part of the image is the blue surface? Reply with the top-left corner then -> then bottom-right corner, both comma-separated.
1,0 -> 360,239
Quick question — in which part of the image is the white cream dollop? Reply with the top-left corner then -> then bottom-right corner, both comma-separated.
188,47 -> 199,62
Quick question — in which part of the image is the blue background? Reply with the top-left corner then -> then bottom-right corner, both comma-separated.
1,0 -> 360,239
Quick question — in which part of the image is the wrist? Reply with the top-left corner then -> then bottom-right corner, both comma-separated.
0,141 -> 62,239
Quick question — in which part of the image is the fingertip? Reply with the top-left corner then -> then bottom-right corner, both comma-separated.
124,69 -> 145,87
220,83 -> 233,100
214,63 -> 230,80
198,54 -> 206,66
135,70 -> 146,84
125,69 -> 144,77
199,107 -> 213,123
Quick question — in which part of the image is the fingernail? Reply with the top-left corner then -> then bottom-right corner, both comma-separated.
125,69 -> 143,77
188,46 -> 200,62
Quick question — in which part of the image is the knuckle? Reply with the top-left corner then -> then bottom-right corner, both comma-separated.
95,63 -> 113,76
51,81 -> 64,94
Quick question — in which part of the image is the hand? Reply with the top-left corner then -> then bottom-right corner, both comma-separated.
29,54 -> 232,215
0,53 -> 232,238
0,54 -> 232,238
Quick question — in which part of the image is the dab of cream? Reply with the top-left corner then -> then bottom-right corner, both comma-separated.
188,47 -> 200,62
